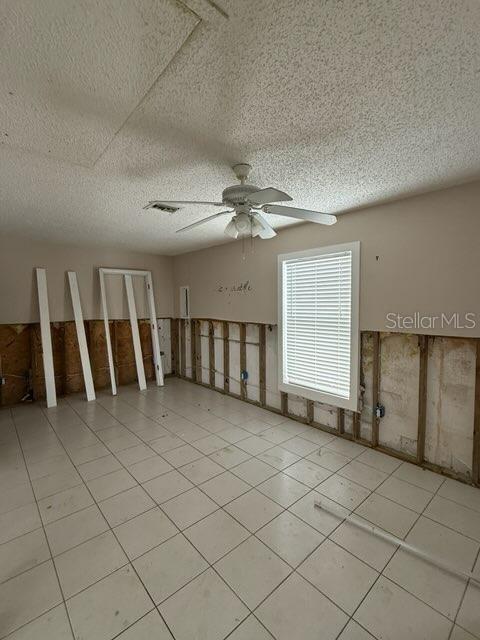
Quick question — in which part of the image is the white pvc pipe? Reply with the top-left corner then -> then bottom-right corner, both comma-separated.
314,499 -> 480,585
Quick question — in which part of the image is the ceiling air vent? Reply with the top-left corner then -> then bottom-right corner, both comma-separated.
149,203 -> 180,213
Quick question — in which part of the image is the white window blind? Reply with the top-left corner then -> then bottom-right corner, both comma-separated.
278,242 -> 359,410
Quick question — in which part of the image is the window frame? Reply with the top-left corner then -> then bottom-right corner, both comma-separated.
277,241 -> 360,411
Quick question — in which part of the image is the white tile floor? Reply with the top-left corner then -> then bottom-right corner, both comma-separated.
0,378 -> 479,640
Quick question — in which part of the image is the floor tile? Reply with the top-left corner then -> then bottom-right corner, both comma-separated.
283,458 -> 332,488
354,576 -> 452,640
200,470 -> 251,506
260,427 -> 294,445
0,527 -> 50,583
355,493 -> 419,538
227,615 -> 274,639
149,435 -> 185,454
45,504 -> 108,556
69,442 -> 110,465
208,445 -> 251,469
242,418 -> 272,435
0,502 -> 41,544
162,444 -> 204,467
115,609 -> 173,640
99,485 -> 155,527
159,568 -> 248,640
0,560 -> 62,637
456,581 -> 480,638
128,456 -> 173,483
438,478 -> 480,513
298,538 -> 378,614
338,620 -> 376,639
161,487 -> 218,530
179,456 -> 224,484
317,474 -> 371,510
392,461 -> 445,493
290,491 -> 349,536
231,457 -> 278,485
77,455 -> 122,482
55,530 -> 127,598
32,469 -> 82,502
215,426 -> 251,444
0,483 -> 34,516
3,603 -> 73,640
115,444 -> 157,467
403,516 -> 479,572
67,565 -> 152,640
256,510 -> 324,567
215,536 -> 291,608
375,475 -> 433,513
325,438 -> 366,459
329,515 -> 398,571
280,436 -> 319,456
356,448 -> 403,474
449,625 -> 477,640
38,484 -> 93,524
184,509 -> 250,563
236,435 -> 274,455
114,507 -> 177,560
338,460 -> 388,490
193,434 -> 229,455
224,489 -> 283,532
384,546 -> 467,620
300,429 -> 336,447
143,470 -> 194,504
306,448 -> 350,472
87,468 -> 137,501
257,472 -> 310,508
256,572 -> 348,640
133,533 -> 207,604
424,496 -> 480,541
257,446 -> 301,470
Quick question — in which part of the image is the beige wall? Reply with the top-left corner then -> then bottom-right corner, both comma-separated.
173,180 -> 480,337
0,237 -> 174,323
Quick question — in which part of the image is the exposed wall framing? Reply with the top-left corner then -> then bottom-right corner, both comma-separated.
0,319 -> 172,406
2,314 -> 479,488
175,318 -> 479,488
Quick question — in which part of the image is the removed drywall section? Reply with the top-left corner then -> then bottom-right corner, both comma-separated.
425,337 -> 476,477
0,236 -> 174,323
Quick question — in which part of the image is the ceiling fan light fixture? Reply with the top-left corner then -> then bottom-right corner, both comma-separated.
225,219 -> 238,238
234,213 -> 250,233
251,216 -> 263,238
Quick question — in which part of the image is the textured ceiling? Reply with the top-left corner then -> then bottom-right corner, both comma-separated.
1,0 -> 479,255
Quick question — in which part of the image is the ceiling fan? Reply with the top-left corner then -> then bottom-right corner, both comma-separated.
144,163 -> 337,240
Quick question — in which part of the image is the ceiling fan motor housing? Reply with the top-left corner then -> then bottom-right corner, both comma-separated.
222,184 -> 260,207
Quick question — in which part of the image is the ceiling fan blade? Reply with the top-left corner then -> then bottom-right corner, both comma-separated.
144,200 -> 224,209
253,213 -> 277,239
176,211 -> 232,233
263,204 -> 337,226
248,187 -> 292,206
